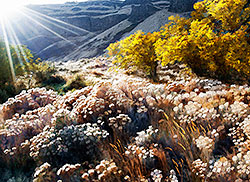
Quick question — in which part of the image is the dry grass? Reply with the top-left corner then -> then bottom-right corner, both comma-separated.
0,57 -> 250,181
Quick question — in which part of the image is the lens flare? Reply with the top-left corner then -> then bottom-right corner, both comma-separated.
0,0 -> 92,86
0,0 -> 24,19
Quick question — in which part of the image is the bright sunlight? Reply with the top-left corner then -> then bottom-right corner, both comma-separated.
0,0 -> 25,19
0,0 -> 89,84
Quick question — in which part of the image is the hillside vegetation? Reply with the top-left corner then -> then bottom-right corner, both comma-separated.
1,0 -> 250,181
108,0 -> 250,83
0,41 -> 58,104
14,0 -> 175,61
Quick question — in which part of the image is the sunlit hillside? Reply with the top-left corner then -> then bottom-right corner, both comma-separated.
1,0 -> 250,182
1,55 -> 250,181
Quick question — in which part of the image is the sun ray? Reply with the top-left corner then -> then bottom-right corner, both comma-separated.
24,8 -> 81,36
24,7 -> 95,36
5,18 -> 28,66
0,17 -> 16,83
20,10 -> 76,45
8,19 -> 37,42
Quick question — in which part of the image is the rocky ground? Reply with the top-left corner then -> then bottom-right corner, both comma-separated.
0,57 -> 250,181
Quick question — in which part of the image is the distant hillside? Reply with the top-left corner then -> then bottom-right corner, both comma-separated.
122,9 -> 191,38
2,0 -> 196,61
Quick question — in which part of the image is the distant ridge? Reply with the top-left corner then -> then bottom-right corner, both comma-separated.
1,0 -> 196,61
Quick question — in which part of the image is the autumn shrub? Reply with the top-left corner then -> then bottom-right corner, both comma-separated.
155,0 -> 250,82
107,31 -> 160,82
108,0 -> 250,83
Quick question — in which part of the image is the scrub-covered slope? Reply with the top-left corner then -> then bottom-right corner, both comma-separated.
1,56 -> 250,181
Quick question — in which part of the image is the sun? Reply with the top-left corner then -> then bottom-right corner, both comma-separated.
0,0 -> 25,19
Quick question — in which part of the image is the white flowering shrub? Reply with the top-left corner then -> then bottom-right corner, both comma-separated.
2,56 -> 250,181
81,160 -> 120,181
29,123 -> 109,166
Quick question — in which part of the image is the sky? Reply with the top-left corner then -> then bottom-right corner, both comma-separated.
24,0 -> 88,5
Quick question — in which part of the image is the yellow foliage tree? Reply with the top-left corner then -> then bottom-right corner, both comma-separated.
155,0 -> 250,81
107,0 -> 250,82
107,31 -> 160,81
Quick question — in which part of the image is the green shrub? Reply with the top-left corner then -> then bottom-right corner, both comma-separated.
0,39 -> 56,103
62,74 -> 86,92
